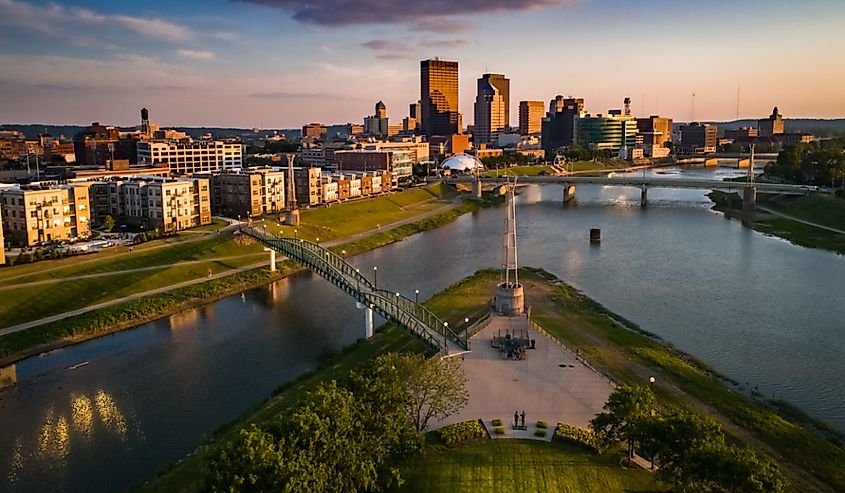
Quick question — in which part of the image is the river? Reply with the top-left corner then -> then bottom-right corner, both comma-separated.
1,167 -> 843,492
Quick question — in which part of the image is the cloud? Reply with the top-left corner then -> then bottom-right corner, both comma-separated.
235,0 -> 567,30
249,91 -> 365,101
420,39 -> 468,48
177,49 -> 216,60
361,39 -> 408,51
0,0 -> 194,44
376,53 -> 412,60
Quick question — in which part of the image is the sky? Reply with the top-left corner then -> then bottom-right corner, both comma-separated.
0,0 -> 843,129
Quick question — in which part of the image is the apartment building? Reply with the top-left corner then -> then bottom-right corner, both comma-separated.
137,141 -> 243,175
279,167 -> 323,207
198,168 -> 285,218
0,182 -> 91,246
334,150 -> 412,186
89,176 -> 211,232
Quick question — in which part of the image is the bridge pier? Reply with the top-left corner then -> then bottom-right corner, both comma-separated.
472,179 -> 482,199
264,247 -> 276,272
640,186 -> 648,207
562,182 -> 576,203
357,301 -> 374,339
743,186 -> 756,212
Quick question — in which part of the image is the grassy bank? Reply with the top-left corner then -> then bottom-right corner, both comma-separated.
709,191 -> 845,255
0,264 -> 293,364
395,440 -> 663,492
0,186 -> 496,364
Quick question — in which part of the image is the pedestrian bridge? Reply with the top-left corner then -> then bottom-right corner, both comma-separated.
239,226 -> 467,353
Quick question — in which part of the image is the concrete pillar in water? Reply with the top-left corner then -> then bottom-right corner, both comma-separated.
640,186 -> 648,207
742,186 -> 756,212
264,247 -> 276,272
562,182 -> 576,203
472,179 -> 482,199
357,302 -> 374,339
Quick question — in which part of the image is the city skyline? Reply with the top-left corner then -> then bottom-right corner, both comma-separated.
0,0 -> 844,128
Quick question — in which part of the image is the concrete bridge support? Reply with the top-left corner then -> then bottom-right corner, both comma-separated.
743,186 -> 757,212
357,301 -> 374,339
640,186 -> 648,207
264,247 -> 277,272
562,183 -> 576,203
472,179 -> 482,199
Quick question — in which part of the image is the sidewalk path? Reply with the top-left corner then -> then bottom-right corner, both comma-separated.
757,206 -> 845,235
0,199 -> 463,336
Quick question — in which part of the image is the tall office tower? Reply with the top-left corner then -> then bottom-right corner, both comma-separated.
474,77 -> 506,145
519,101 -> 545,135
477,74 -> 510,128
541,97 -> 586,151
757,106 -> 784,137
364,101 -> 390,137
420,59 -> 460,137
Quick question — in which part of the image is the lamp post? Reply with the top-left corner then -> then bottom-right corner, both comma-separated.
414,289 -> 419,304
443,321 -> 448,349
293,228 -> 297,239
464,317 -> 470,349
373,265 -> 378,289
341,249 -> 346,257
649,376 -> 656,390
355,268 -> 360,292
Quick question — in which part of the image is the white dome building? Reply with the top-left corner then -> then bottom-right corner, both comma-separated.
440,153 -> 484,173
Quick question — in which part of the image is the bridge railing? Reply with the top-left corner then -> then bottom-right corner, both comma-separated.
239,226 -> 465,351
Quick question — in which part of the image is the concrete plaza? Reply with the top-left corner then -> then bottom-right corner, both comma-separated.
437,315 -> 614,441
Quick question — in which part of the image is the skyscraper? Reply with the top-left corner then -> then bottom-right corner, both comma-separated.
519,101 -> 545,135
478,74 -> 510,128
474,76 -> 506,145
541,96 -> 585,151
420,59 -> 460,137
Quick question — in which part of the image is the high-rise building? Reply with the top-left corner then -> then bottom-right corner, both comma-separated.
473,75 -> 507,145
364,101 -> 390,137
137,141 -> 243,175
478,74 -> 510,128
679,123 -> 718,154
420,59 -> 460,137
541,97 -> 585,151
636,116 -> 673,148
519,101 -> 545,135
576,114 -> 638,152
758,107 -> 784,137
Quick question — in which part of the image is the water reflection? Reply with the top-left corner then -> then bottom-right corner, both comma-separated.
6,389 -> 136,491
0,364 -> 16,389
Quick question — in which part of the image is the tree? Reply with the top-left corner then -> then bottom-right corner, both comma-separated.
102,214 -> 115,232
684,443 -> 785,493
373,353 -> 468,433
207,424 -> 292,492
651,408 -> 725,486
590,385 -> 655,463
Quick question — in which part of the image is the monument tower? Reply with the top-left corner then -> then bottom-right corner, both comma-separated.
284,153 -> 300,226
495,178 -> 524,316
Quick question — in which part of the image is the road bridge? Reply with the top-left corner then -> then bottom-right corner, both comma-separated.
240,226 -> 467,354
450,175 -> 815,208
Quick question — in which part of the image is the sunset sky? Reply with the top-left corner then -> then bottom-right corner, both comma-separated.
1,0 -> 843,128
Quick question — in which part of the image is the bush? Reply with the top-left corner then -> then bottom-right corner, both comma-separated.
491,418 -> 502,427
553,423 -> 599,453
437,420 -> 488,447
534,429 -> 547,437
536,420 -> 548,429
494,427 -> 505,436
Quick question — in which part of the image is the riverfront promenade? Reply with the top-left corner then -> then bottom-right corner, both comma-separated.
437,315 -> 613,440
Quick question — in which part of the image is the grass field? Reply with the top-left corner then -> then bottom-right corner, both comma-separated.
480,165 -> 554,176
760,193 -> 845,231
396,440 -> 663,493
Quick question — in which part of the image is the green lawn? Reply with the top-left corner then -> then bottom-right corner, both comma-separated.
481,165 -> 554,177
760,192 -> 845,231
396,440 -> 663,493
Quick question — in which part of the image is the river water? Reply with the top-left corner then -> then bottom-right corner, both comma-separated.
1,167 -> 843,492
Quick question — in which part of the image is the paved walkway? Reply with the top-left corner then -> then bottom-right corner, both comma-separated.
436,315 -> 614,442
757,206 -> 845,235
0,200 -> 463,336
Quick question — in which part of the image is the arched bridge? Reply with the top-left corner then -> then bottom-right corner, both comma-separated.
239,226 -> 467,353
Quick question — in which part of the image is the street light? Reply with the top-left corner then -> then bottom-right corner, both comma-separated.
464,317 -> 470,349
443,321 -> 449,349
649,376 -> 656,389
293,228 -> 297,239
341,249 -> 346,257
414,289 -> 420,304
355,268 -> 360,291
373,265 -> 378,289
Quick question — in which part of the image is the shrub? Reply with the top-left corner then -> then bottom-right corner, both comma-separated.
494,427 -> 505,436
553,423 -> 599,453
534,429 -> 547,437
491,418 -> 502,427
536,420 -> 548,429
437,420 -> 488,447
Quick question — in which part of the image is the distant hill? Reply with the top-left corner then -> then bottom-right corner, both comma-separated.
674,119 -> 845,138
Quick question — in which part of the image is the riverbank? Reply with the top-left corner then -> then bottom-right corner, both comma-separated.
0,190 -> 499,366
136,267 -> 845,492
709,191 -> 845,255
